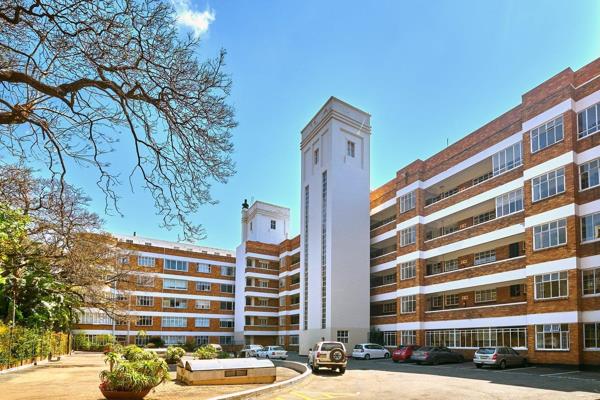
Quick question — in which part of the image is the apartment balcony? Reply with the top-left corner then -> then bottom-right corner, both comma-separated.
244,286 -> 278,294
370,236 -> 397,267
423,212 -> 523,251
370,315 -> 396,325
244,306 -> 279,313
425,301 -> 527,321
424,166 -> 522,215
245,267 -> 279,276
370,284 -> 396,296
289,283 -> 300,291
244,325 -> 279,331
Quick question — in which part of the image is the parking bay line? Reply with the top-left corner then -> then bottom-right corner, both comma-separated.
540,370 -> 580,377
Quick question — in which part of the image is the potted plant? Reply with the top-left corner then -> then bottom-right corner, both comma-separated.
165,346 -> 185,364
99,349 -> 169,400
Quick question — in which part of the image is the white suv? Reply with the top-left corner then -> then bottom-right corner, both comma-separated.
352,343 -> 390,360
307,341 -> 347,374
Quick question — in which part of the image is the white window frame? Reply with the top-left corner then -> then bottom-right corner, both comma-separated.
197,263 -> 210,273
495,188 -> 523,218
164,259 -> 188,272
136,274 -> 155,287
535,324 -> 569,350
532,167 -> 565,202
162,316 -> 187,328
400,191 -> 416,214
347,140 -> 356,158
445,294 -> 459,306
581,212 -> 600,243
401,295 -> 416,314
530,116 -> 564,153
336,330 -> 349,344
492,142 -> 522,176
195,317 -> 210,328
136,316 -> 153,327
382,331 -> 397,347
474,289 -> 497,303
580,158 -> 600,191
533,219 -> 567,251
137,256 -> 156,267
584,323 -> 600,349
534,271 -> 568,300
136,295 -> 154,307
400,330 -> 416,345
163,278 -> 187,290
220,319 -> 234,328
195,299 -> 211,310
400,260 -> 416,280
400,225 -> 416,247
577,102 -> 600,139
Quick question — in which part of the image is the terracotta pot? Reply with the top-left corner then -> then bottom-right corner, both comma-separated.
99,386 -> 151,400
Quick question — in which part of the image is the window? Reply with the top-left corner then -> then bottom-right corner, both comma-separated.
196,336 -> 209,346
583,268 -> 600,295
136,316 -> 153,327
136,275 -> 154,287
580,158 -> 600,190
495,188 -> 523,217
400,226 -> 416,247
80,311 -> 112,325
400,191 -> 416,213
532,168 -> 565,202
535,271 -> 568,299
220,284 -> 234,293
290,335 -> 299,345
279,297 -> 286,306
197,263 -> 210,273
163,278 -> 187,290
509,242 -> 522,258
473,210 -> 495,225
533,219 -> 567,250
313,148 -> 319,164
162,298 -> 187,309
195,300 -> 210,310
258,261 -> 270,269
536,324 -> 569,350
474,250 -> 496,265
164,259 -> 188,272
382,273 -> 396,285
430,295 -> 443,308
162,316 -> 187,328
119,256 -> 129,265
531,116 -> 563,152
400,260 -> 416,280
135,335 -> 149,346
256,317 -> 268,326
382,302 -> 396,314
383,331 -> 397,347
400,330 -> 416,345
321,170 -> 327,329
114,293 -> 128,302
492,142 -> 522,176
510,284 -> 524,297
220,319 -> 234,328
444,259 -> 458,272
162,336 -> 186,345
475,289 -> 497,303
401,295 -> 416,313
337,330 -> 349,343
581,212 -> 600,243
196,281 -> 211,291
221,266 -> 234,276
137,256 -> 156,267
584,323 -> 600,349
578,102 -> 600,139
257,280 -> 269,288
256,298 -> 269,307
136,295 -> 154,307
219,336 -> 233,345
425,327 -> 526,348
303,185 -> 309,331
347,140 -> 356,157
445,294 -> 459,306
271,220 -> 276,230
220,301 -> 234,311
194,317 -> 210,328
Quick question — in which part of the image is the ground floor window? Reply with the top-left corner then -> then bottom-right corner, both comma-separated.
337,330 -> 349,343
161,335 -> 186,345
290,335 -> 299,345
425,326 -> 526,348
219,336 -> 233,345
277,335 -> 285,346
535,324 -> 569,350
196,336 -> 209,346
400,330 -> 416,345
135,335 -> 149,346
383,331 -> 397,347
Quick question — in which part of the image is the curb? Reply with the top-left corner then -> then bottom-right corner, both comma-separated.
208,360 -> 311,400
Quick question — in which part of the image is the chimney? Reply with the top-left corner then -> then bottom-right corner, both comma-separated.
241,199 -> 249,242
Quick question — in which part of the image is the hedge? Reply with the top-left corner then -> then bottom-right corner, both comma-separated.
0,323 -> 69,370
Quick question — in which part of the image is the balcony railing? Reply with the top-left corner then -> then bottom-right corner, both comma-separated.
425,171 -> 493,207
370,215 -> 397,231
425,209 -> 496,241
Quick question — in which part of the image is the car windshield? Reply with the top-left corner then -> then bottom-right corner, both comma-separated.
321,343 -> 343,351
477,348 -> 496,354
271,346 -> 285,351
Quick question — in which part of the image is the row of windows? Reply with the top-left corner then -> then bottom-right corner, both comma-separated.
162,278 -> 234,293
135,256 -> 234,276
136,316 -> 234,328
425,327 -> 527,349
135,295 -> 233,310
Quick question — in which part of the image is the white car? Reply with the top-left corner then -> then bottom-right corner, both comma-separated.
352,343 -> 390,360
256,345 -> 288,359
240,344 -> 264,357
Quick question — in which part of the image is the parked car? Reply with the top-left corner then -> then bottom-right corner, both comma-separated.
308,341 -> 347,373
411,346 -> 464,365
473,347 -> 527,369
352,343 -> 391,360
392,345 -> 420,363
239,344 -> 264,358
256,345 -> 288,360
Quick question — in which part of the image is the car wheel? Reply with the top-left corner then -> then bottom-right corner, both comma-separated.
364,354 -> 370,360
384,352 -> 390,359
339,367 -> 346,374
266,355 -> 270,359
475,364 -> 482,369
499,360 -> 506,370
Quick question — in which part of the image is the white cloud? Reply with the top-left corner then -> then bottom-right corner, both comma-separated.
172,0 -> 215,38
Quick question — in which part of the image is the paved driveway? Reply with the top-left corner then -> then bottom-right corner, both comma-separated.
262,354 -> 600,400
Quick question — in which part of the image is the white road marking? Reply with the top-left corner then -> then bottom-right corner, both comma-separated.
540,370 -> 580,377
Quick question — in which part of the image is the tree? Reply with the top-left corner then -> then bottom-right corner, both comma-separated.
0,0 -> 236,240
0,166 -> 132,330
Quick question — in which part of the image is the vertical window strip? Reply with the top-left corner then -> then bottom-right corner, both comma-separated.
321,171 -> 327,329
303,185 -> 309,331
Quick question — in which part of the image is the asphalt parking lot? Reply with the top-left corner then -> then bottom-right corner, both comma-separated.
261,354 -> 600,400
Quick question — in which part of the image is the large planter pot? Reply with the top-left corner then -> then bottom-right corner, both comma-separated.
99,386 -> 151,400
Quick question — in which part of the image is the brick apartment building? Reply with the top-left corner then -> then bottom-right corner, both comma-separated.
75,57 -> 600,365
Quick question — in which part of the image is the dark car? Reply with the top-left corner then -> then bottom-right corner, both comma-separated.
392,345 -> 419,363
411,346 -> 464,365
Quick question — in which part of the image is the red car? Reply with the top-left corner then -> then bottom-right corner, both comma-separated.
392,345 -> 419,363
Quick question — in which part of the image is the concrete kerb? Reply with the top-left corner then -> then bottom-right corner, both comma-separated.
208,360 -> 311,400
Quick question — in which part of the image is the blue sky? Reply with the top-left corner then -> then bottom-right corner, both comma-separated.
68,0 -> 600,250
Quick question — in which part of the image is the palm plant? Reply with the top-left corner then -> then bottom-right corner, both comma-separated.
99,347 -> 169,393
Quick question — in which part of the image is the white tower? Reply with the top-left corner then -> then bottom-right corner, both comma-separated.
299,97 -> 371,354
234,200 -> 290,344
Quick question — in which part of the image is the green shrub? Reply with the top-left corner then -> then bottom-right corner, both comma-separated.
165,346 -> 185,364
122,345 -> 159,362
100,351 -> 169,392
193,345 -> 218,360
147,336 -> 164,348
217,351 -> 231,359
